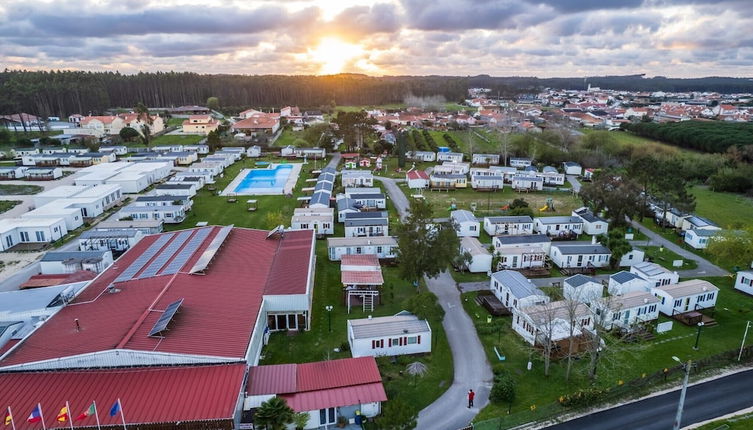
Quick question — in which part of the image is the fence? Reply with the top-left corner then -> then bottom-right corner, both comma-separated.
469,344 -> 753,430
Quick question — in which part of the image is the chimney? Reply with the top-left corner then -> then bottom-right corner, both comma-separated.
74,318 -> 81,332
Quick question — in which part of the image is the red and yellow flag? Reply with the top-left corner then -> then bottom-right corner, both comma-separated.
3,409 -> 11,426
56,406 -> 69,423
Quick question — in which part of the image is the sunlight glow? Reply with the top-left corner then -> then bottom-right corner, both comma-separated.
308,37 -> 364,74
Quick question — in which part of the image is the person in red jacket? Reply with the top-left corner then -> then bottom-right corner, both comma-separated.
468,389 -> 475,408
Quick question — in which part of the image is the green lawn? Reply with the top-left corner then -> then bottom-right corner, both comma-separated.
147,134 -> 205,146
442,130 -> 500,155
691,185 -> 753,229
273,128 -> 304,147
468,276 -> 753,425
166,118 -> 184,127
0,200 -> 21,214
0,184 -> 44,195
582,129 -> 688,156
640,245 -> 698,270
421,187 -> 582,218
695,412 -> 753,430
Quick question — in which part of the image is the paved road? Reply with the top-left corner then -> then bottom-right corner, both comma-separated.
375,176 -> 410,220
544,369 -> 753,430
324,152 -> 341,170
566,175 -> 582,193
417,271 -> 493,430
629,220 -> 728,277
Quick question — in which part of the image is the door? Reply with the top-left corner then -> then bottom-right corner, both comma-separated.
684,297 -> 690,312
320,407 -> 336,425
623,310 -> 630,325
512,256 -> 518,268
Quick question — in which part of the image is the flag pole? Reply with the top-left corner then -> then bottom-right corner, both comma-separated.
92,401 -> 101,430
7,406 -> 16,430
37,404 -> 47,430
65,402 -> 73,430
117,399 -> 126,430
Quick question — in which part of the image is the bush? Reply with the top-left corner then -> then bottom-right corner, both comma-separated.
490,370 -> 516,405
403,291 -> 444,320
709,167 -> 753,193
558,388 -> 607,408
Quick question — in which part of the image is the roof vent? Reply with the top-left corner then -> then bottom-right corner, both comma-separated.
108,285 -> 121,294
643,298 -> 648,304
403,329 -> 409,334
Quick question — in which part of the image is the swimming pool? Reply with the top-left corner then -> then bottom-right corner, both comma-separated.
223,163 -> 302,195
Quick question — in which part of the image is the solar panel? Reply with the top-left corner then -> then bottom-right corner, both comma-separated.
189,225 -> 233,273
113,233 -> 174,283
137,230 -> 193,278
162,228 -> 212,274
148,298 -> 184,337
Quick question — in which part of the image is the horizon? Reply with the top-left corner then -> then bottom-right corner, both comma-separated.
2,0 -> 752,78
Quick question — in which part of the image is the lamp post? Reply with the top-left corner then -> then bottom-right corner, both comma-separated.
693,321 -> 705,350
739,321 -> 751,361
672,356 -> 692,430
325,305 -> 333,332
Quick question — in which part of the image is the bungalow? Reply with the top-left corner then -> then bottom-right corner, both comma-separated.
472,153 -> 500,165
734,270 -> 753,296
94,219 -> 163,235
22,202 -> 84,231
509,157 -> 532,168
484,216 -> 534,236
630,261 -> 679,288
595,291 -> 660,331
336,198 -> 360,222
430,173 -> 467,189
99,145 -> 129,155
511,175 -> 543,191
0,166 -> 27,180
439,162 -> 470,175
170,105 -> 210,115
345,216 -> 389,238
549,241 -> 611,269
459,236 -> 492,273
406,170 -> 429,189
450,210 -> 480,237
160,151 -> 198,165
153,183 -> 197,198
490,166 -> 518,183
619,248 -> 646,267
471,174 -> 504,190
12,147 -> 39,157
653,279 -> 719,316
119,203 -> 186,224
349,192 -> 387,210
231,115 -> 280,135
246,145 -> 262,158
408,151 -> 436,162
183,144 -> 210,154
572,207 -> 609,235
663,208 -> 689,229
437,151 -> 464,163
168,175 -> 205,190
327,235 -> 398,261
342,254 -> 384,312
562,162 -> 583,176
681,215 -> 721,233
490,270 -> 550,310
39,250 -> 113,275
181,115 -> 219,134
512,300 -> 593,347
684,228 -> 720,249
341,170 -> 374,187
132,195 -> 193,212
245,357 -> 386,429
309,191 -> 332,209
78,229 -> 144,253
608,271 -> 652,295
291,207 -> 335,236
296,147 -> 327,159
0,217 -> 68,251
563,274 -> 603,303
348,313 -> 432,358
534,216 -> 584,238
538,169 -> 566,186
493,234 -> 551,270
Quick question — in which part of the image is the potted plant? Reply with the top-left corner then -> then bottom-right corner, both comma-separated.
337,416 -> 347,428
293,412 -> 309,430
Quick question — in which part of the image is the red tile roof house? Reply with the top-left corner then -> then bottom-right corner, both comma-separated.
245,357 -> 387,428
0,226 -> 317,430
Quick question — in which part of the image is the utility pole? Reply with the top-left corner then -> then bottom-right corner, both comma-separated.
672,357 -> 691,430
739,321 -> 751,361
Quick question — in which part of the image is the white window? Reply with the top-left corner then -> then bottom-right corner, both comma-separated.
35,231 -> 46,242
20,231 -> 30,242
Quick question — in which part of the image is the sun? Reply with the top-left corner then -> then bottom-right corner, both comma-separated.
309,37 -> 364,75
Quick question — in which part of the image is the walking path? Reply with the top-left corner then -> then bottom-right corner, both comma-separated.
374,176 -> 410,220
566,175 -> 582,193
417,271 -> 494,430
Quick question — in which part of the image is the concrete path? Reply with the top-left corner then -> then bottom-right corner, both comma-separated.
566,175 -> 582,193
417,271 -> 494,430
629,220 -> 728,277
375,176 -> 410,220
324,152 -> 341,170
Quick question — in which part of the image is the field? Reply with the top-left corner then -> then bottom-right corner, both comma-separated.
145,134 -> 205,146
166,117 -> 184,127
640,245 -> 698,270
0,200 -> 21,214
691,185 -> 753,229
273,128 -> 304,147
695,412 -> 753,430
467,276 -> 753,425
0,184 -> 44,195
581,129 -> 689,157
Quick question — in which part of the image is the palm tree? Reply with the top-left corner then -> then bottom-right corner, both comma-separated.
254,397 -> 294,430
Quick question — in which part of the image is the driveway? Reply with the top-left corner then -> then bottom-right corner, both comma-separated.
629,220 -> 728,277
566,175 -> 582,193
324,152 -> 341,170
417,271 -> 494,430
375,176 -> 410,220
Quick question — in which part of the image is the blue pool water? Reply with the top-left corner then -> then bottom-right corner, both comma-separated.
234,165 -> 293,193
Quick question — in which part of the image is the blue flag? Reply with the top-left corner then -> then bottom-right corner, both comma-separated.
109,400 -> 120,417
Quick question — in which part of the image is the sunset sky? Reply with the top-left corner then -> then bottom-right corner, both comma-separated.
1,0 -> 751,77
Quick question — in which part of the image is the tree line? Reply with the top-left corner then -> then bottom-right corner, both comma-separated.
620,121 -> 753,153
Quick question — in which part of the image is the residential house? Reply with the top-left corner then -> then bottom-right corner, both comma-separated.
459,237 -> 492,273
78,229 -> 144,253
231,114 -> 280,135
572,207 -> 609,236
451,210 -> 480,237
653,279 -> 719,316
472,153 -> 500,165
563,274 -> 604,303
181,115 -> 219,134
79,116 -> 125,137
493,234 -> 551,270
119,203 -> 186,224
348,192 -> 386,210
183,144 -> 210,154
534,216 -> 584,238
437,152 -> 464,163
511,175 -> 543,191
39,250 -> 113,275
509,157 -> 532,168
631,261 -> 679,288
549,241 -> 611,269
562,162 -> 583,175
94,219 -> 163,235
327,236 -> 398,261
594,291 -> 660,331
0,218 -> 68,251
336,198 -> 361,222
341,170 -> 374,188
512,300 -> 593,347
608,271 -> 652,295
345,215 -> 389,238
405,170 -> 429,189
484,216 -> 534,236
430,173 -> 467,189
291,208 -> 335,236
348,313 -> 431,358
341,254 -> 384,313
408,151 -> 436,162
438,162 -> 470,175
538,168 -> 566,186
734,270 -> 753,296
490,270 -> 550,310
684,228 -> 720,249
309,191 -> 332,209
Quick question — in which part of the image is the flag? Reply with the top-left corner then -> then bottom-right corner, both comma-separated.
3,409 -> 11,426
109,400 -> 120,417
55,406 -> 68,423
26,405 -> 42,423
76,403 -> 95,421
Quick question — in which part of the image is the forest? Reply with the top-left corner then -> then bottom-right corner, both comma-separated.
620,121 -> 753,153
3,70 -> 753,118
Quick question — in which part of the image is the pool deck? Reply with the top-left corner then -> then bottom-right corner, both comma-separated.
221,163 -> 302,196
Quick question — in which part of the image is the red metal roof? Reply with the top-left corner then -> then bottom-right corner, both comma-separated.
341,254 -> 380,266
247,357 -> 386,412
20,271 -> 97,289
1,227 -> 315,367
406,170 -> 429,180
0,364 -> 246,429
341,271 -> 384,285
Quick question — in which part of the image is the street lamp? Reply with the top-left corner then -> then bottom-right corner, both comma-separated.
693,321 -> 705,350
325,305 -> 333,332
739,321 -> 751,361
672,356 -> 692,430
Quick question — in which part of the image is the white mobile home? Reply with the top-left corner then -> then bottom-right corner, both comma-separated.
595,291 -> 660,331
608,271 -> 652,296
484,216 -> 534,236
348,192 -> 386,210
291,208 -> 335,236
512,300 -> 593,346
734,270 -> 753,296
344,217 -> 388,238
684,229 -> 719,249
550,242 -> 611,269
490,270 -> 549,310
619,248 -> 646,267
405,170 -> 429,189
78,229 -> 144,253
563,274 -> 603,303
39,250 -> 114,275
509,157 -> 532,168
409,151 -> 436,162
327,236 -> 398,261
450,210 -> 480,237
459,236 -> 492,273
493,234 -> 551,270
0,166 -> 28,180
630,261 -> 679,288
437,152 -> 463,163
572,207 -> 609,236
119,203 -> 186,224
534,216 -> 584,237
341,170 -> 374,187
511,175 -> 543,191
0,217 -> 68,251
653,279 -> 719,316
153,183 -> 197,198
681,215 -> 721,233
132,195 -> 192,212
472,153 -> 500,165
562,161 -> 583,176
22,202 -> 84,231
26,167 -> 63,180
348,313 -> 431,358
471,174 -> 504,190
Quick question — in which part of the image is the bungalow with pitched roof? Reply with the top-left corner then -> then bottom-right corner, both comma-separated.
512,300 -> 593,347
493,234 -> 550,270
405,170 -> 429,189
630,261 -> 679,288
451,210 -> 480,237
490,270 -> 549,310
593,291 -> 660,331
735,270 -> 753,296
348,313 -> 432,358
572,207 -> 609,235
563,274 -> 603,303
549,241 -> 611,269
459,236 -> 492,273
608,271 -> 652,295
182,115 -> 219,134
653,279 -> 719,316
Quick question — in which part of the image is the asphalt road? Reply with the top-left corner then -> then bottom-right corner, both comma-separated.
544,369 -> 753,430
375,176 -> 410,220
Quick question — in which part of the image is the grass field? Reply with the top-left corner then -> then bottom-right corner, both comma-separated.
273,128 -> 304,147
640,245 -> 698,270
582,129 -> 689,157
468,275 -> 753,423
166,118 -> 184,128
147,134 -> 205,146
0,200 -> 21,214
0,184 -> 44,195
691,185 -> 753,229
420,187 -> 581,218
695,412 -> 753,430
